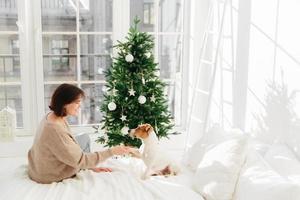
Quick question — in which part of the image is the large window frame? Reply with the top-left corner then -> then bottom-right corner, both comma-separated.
2,0 -> 189,135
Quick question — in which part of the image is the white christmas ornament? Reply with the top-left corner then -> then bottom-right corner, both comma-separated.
129,88 -> 136,96
121,126 -> 129,135
138,95 -> 146,104
145,52 -> 151,58
108,102 -> 116,111
142,76 -> 145,85
125,54 -> 134,62
120,115 -> 127,121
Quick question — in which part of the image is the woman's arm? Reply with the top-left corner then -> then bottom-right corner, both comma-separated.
45,127 -> 135,169
44,127 -> 110,169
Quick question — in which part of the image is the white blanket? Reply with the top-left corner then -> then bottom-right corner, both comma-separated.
0,157 -> 202,200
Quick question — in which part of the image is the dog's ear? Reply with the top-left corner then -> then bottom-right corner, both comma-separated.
144,124 -> 153,133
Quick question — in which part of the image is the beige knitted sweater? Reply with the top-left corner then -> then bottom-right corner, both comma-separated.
28,115 -> 112,184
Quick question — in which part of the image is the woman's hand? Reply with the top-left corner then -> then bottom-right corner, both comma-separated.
129,149 -> 142,158
110,145 -> 138,156
91,167 -> 112,173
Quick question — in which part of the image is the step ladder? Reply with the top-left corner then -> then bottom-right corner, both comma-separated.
185,0 -> 235,149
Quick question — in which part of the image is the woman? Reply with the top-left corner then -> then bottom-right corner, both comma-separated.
28,83 -> 134,184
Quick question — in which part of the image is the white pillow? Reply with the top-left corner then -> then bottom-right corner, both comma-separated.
183,126 -> 244,171
193,137 -> 248,200
264,144 -> 300,183
233,151 -> 300,200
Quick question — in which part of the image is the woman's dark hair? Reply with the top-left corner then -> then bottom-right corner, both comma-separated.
49,84 -> 85,117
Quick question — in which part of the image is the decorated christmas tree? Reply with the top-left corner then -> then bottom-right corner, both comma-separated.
97,18 -> 173,148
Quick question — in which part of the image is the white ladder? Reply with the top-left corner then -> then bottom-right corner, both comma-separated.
185,0 -> 234,147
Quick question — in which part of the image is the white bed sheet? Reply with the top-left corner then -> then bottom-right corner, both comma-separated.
0,156 -> 202,200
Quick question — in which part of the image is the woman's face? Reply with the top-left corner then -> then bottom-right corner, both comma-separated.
65,98 -> 82,116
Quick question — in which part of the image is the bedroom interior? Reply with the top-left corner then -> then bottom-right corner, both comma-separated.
0,0 -> 300,199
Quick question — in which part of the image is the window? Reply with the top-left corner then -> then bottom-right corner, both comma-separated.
43,35 -> 77,82
0,0 -> 23,127
51,40 -> 70,72
206,0 -> 300,132
41,0 -> 113,126
143,3 -> 154,25
245,0 -> 300,131
130,0 -> 185,125
0,0 -> 186,134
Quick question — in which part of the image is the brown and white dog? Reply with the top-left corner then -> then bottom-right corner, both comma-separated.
129,124 -> 180,179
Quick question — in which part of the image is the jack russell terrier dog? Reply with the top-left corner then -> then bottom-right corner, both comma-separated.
129,123 -> 180,179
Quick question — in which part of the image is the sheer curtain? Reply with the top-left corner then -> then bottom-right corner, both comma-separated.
186,0 -> 300,148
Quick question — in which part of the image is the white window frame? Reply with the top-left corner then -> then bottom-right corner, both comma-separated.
12,0 -> 189,135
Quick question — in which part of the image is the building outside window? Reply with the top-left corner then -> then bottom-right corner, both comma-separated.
51,40 -> 70,72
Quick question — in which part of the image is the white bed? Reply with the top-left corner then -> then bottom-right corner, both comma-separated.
0,156 -> 203,200
3,127 -> 300,200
